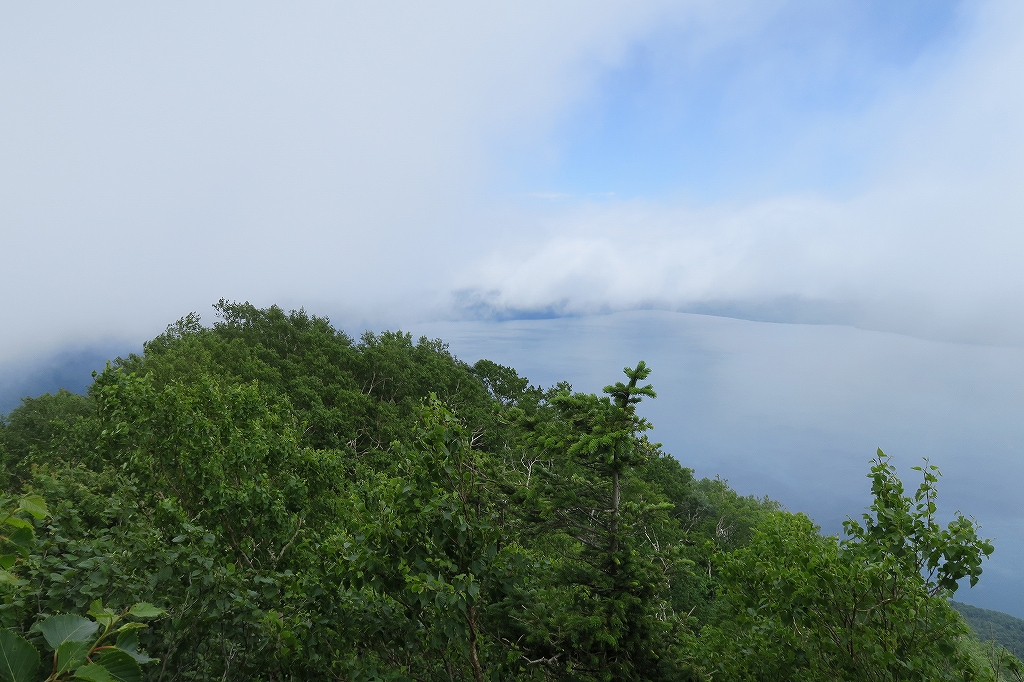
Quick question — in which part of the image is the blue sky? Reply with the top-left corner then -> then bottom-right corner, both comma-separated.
4,0 -> 1024,615
506,0 -> 967,202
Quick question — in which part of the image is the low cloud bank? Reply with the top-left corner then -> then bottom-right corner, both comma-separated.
455,0 -> 1024,345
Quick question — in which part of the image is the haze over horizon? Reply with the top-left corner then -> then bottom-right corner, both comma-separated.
5,1 -> 1024,616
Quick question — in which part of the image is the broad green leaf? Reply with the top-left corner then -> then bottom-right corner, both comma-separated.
56,640 -> 90,674
127,603 -> 164,619
73,662 -> 113,682
0,571 -> 20,586
39,614 -> 99,648
0,630 -> 40,682
87,601 -> 116,628
0,519 -> 31,532
17,496 -> 47,520
96,649 -> 142,682
7,529 -> 31,550
115,630 -> 154,664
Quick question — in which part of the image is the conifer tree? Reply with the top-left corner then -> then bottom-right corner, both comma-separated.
519,362 -> 679,681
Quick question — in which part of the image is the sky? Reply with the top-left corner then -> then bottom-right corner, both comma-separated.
3,1 -> 1024,613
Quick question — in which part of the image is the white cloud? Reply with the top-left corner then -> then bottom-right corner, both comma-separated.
4,0 -> 1021,362
457,0 -> 1024,344
5,0 -> 785,361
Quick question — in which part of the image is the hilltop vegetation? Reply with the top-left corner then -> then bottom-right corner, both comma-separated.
955,602 -> 1024,658
0,301 -> 1016,681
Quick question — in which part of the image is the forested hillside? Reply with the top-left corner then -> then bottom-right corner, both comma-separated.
0,301 -> 1018,681
955,602 -> 1024,658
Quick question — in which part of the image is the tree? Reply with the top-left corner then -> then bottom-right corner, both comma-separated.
707,450 -> 995,681
505,363 -> 685,681
347,396 -> 502,681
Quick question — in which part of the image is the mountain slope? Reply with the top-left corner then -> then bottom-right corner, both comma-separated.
954,601 -> 1024,657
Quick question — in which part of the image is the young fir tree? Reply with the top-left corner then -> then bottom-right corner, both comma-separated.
514,362 -> 683,681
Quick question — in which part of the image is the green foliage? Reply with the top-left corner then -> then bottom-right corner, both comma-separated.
92,368 -> 330,571
701,451 -> 997,681
845,452 -> 994,594
0,492 -> 47,587
345,396 -> 501,680
0,629 -> 39,682
955,601 -> 1024,659
480,363 -> 690,681
959,634 -> 1024,681
0,390 -> 97,486
0,302 -> 1012,681
0,596 -> 163,682
123,300 -> 500,462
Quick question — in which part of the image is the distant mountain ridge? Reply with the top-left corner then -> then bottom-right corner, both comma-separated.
0,346 -> 128,415
954,601 -> 1024,657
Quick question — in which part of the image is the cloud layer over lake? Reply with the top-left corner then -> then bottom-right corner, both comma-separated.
6,1 -> 1023,354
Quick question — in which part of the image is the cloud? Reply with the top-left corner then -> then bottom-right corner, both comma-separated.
6,1 -> 764,362
4,0 -> 1022,364
455,0 -> 1024,345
